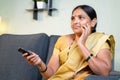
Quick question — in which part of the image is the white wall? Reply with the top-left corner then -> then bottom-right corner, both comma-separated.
0,0 -> 120,71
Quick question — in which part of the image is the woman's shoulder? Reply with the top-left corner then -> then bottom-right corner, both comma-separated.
91,32 -> 113,36
56,34 -> 75,46
90,32 -> 104,36
89,32 -> 113,38
87,32 -> 114,44
58,34 -> 74,40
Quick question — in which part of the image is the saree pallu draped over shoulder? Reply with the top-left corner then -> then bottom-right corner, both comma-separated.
48,32 -> 115,80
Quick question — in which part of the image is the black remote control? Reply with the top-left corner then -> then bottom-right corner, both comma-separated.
18,48 -> 32,56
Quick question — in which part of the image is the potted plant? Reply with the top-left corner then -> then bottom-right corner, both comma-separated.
33,0 -> 48,9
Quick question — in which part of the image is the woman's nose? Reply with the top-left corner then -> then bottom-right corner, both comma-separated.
74,18 -> 80,24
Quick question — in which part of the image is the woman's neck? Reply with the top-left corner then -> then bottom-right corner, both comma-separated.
74,34 -> 81,42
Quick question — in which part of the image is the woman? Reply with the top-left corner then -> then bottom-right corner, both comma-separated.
22,5 -> 115,80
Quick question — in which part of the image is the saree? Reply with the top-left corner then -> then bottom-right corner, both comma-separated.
48,32 -> 115,80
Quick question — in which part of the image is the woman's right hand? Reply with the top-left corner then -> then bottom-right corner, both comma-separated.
78,23 -> 91,45
22,52 -> 42,66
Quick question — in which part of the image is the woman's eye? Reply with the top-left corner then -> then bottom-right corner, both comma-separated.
78,15 -> 85,19
71,16 -> 74,20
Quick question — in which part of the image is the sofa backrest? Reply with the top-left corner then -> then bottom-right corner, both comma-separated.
0,33 -> 49,80
46,35 -> 60,64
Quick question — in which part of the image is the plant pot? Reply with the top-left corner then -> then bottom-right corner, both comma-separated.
37,1 -> 47,9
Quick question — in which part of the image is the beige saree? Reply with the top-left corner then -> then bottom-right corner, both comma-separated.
48,32 -> 115,80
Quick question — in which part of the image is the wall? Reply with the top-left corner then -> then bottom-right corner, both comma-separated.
0,0 -> 120,71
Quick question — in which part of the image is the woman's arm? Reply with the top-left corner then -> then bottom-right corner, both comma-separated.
78,44 -> 112,76
89,48 -> 112,76
41,54 -> 60,79
22,52 -> 60,79
77,23 -> 112,76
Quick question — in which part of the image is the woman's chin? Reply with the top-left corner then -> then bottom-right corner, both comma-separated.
73,30 -> 82,34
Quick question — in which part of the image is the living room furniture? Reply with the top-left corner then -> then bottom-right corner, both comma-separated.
0,33 -> 120,80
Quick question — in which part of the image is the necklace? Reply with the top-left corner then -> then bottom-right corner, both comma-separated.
67,38 -> 76,59
69,38 -> 76,49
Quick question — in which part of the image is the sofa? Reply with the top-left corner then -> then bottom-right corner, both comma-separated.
0,33 -> 120,80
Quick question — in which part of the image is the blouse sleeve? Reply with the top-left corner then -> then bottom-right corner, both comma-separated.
100,41 -> 113,59
52,35 -> 67,56
92,34 -> 115,59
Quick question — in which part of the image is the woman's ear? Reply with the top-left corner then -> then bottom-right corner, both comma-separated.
91,18 -> 97,28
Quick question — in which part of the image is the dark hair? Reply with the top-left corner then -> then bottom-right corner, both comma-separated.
72,5 -> 97,33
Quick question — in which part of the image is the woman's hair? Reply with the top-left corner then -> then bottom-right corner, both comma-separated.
72,5 -> 97,33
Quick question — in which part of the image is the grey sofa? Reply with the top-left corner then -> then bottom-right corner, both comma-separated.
0,33 -> 120,80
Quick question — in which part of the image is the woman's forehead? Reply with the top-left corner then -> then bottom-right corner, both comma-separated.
72,8 -> 88,17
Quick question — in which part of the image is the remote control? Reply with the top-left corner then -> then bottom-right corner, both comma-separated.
18,48 -> 32,56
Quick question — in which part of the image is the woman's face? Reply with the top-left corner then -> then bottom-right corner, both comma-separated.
71,8 -> 95,35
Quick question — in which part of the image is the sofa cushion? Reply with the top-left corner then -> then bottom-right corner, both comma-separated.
0,33 -> 49,80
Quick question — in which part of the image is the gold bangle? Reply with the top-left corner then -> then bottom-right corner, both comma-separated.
85,53 -> 93,61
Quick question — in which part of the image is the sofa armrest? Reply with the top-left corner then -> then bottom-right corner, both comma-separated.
85,74 -> 120,80
85,71 -> 120,80
110,71 -> 120,76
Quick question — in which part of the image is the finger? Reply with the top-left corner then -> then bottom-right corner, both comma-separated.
30,55 -> 39,62
86,23 -> 91,34
29,57 -> 41,65
32,58 -> 40,65
82,24 -> 88,31
22,53 -> 29,57
27,53 -> 40,63
81,25 -> 87,34
82,23 -> 90,33
26,52 -> 36,58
